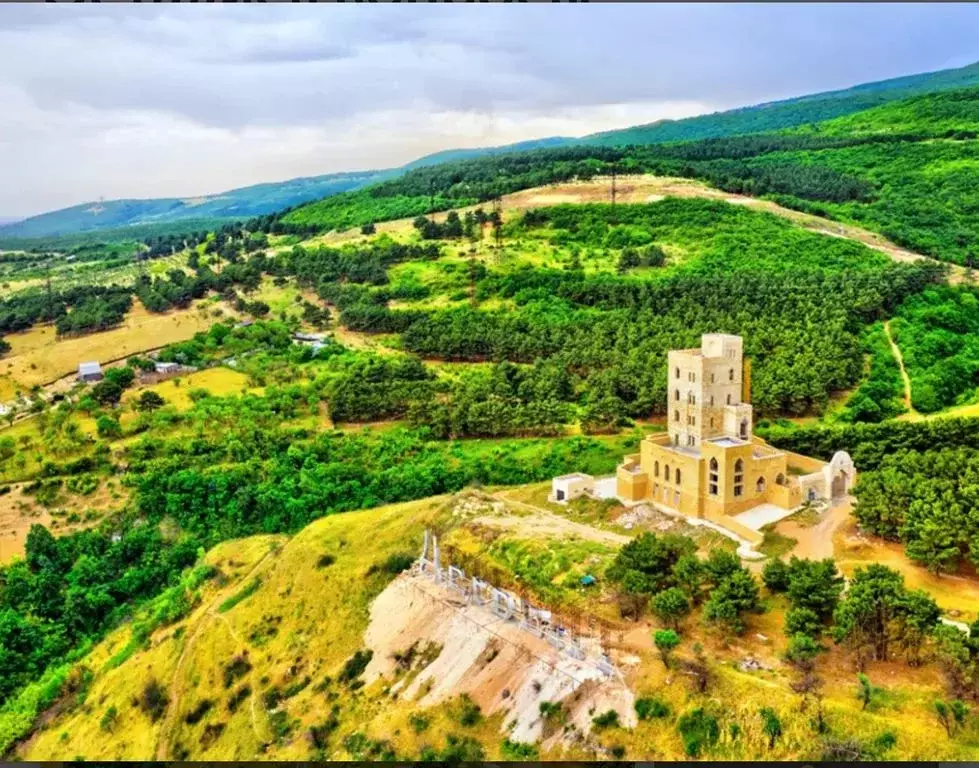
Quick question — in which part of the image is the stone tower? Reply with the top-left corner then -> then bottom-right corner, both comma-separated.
667,333 -> 753,450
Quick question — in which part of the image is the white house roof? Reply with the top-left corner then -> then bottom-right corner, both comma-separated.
78,361 -> 101,375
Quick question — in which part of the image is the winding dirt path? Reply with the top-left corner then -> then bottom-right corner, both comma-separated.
153,545 -> 280,760
883,319 -> 917,417
774,497 -> 854,561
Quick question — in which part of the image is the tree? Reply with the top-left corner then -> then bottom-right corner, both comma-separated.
607,532 -> 696,597
895,588 -> 941,666
785,607 -> 823,639
833,564 -> 908,663
136,391 -> 166,412
759,707 -> 782,749
653,629 -> 680,667
785,557 -> 844,620
652,587 -> 691,630
95,415 -> 121,439
934,699 -> 968,737
856,673 -> 874,711
91,379 -> 124,406
762,559 -> 790,593
704,569 -> 761,635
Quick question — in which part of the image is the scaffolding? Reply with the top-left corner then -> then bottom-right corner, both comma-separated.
412,529 -> 605,673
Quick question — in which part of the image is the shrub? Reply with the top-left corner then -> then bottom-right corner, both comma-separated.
677,708 -> 720,757
456,694 -> 482,727
139,678 -> 169,722
501,739 -> 539,759
592,709 -> 620,730
339,649 -> 373,685
635,697 -> 670,720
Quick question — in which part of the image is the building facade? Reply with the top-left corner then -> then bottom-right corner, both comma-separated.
615,334 -> 854,544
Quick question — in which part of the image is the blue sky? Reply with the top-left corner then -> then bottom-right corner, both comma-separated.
1,3 -> 978,217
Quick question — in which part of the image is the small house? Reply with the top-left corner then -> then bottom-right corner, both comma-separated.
77,361 -> 103,383
550,473 -> 595,503
154,361 -> 180,374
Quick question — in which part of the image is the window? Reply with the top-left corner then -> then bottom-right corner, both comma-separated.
729,368 -> 734,382
710,373 -> 715,384
675,367 -> 680,379
687,392 -> 696,405
664,465 -> 670,484
688,372 -> 696,383
710,395 -> 714,406
740,419 -> 749,439
710,417 -> 714,428
654,461 -> 659,478
756,476 -> 766,493
674,410 -> 680,422
734,458 -> 744,497
675,468 -> 681,484
675,389 -> 680,402
687,435 -> 696,447
709,457 -> 718,495
727,394 -> 732,405
776,473 -> 786,486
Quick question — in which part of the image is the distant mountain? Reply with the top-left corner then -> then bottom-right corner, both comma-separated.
0,216 -> 21,228
0,170 -> 389,240
580,59 -> 979,146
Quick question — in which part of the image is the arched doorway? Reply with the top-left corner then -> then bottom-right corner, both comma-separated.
832,470 -> 848,498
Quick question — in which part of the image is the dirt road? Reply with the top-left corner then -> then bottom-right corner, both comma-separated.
774,497 -> 853,561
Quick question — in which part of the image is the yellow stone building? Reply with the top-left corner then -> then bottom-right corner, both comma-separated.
615,334 -> 854,545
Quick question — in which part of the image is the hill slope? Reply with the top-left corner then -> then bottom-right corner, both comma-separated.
582,59 -> 979,146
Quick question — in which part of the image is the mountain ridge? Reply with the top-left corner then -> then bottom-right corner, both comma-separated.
6,58 -> 979,241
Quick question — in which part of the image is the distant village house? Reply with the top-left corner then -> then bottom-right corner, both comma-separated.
77,361 -> 103,383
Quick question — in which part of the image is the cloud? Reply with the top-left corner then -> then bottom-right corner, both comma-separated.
1,4 -> 978,216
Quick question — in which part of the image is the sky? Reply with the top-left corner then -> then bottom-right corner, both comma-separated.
2,3 -> 978,219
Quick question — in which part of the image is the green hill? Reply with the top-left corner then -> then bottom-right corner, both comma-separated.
581,60 -> 979,146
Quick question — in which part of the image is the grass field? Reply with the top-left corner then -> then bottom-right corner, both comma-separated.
0,299 -> 232,398
121,368 -> 262,412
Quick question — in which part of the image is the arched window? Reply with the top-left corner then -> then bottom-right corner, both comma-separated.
664,464 -> 670,483
688,392 -> 696,405
675,367 -> 680,379
727,394 -> 732,405
654,461 -> 659,478
776,473 -> 786,486
675,389 -> 680,402
675,468 -> 681,484
734,458 -> 744,472
756,476 -> 766,493
673,410 -> 680,422
708,457 -> 719,495
729,368 -> 735,382
734,459 -> 744,497
740,419 -> 749,439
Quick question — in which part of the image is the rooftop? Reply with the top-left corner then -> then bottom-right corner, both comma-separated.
78,361 -> 101,374
554,473 -> 591,482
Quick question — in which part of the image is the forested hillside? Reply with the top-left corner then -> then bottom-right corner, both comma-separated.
582,59 -> 979,145
273,86 -> 979,265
